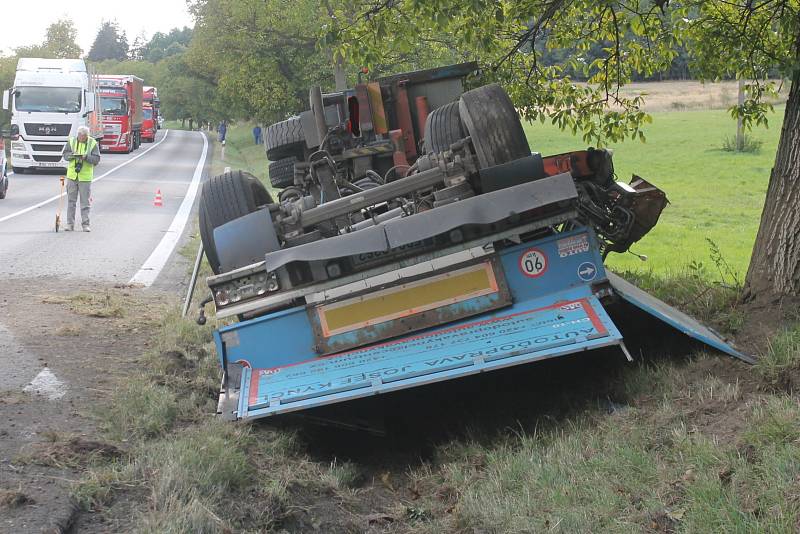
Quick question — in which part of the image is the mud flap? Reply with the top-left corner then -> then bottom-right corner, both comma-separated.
236,286 -> 624,420
606,272 -> 754,364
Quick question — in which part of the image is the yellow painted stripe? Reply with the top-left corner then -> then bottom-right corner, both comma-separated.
319,263 -> 498,336
367,82 -> 388,134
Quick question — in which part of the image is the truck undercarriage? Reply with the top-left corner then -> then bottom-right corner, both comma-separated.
198,64 -> 751,422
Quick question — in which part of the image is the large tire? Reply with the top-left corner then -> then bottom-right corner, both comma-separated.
268,156 -> 297,189
199,170 -> 273,274
424,101 -> 466,154
265,116 -> 305,160
458,84 -> 530,169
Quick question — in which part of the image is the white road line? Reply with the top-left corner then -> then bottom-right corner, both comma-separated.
129,132 -> 208,287
0,130 -> 171,224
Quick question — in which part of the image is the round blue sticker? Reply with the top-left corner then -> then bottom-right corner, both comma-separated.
577,262 -> 597,282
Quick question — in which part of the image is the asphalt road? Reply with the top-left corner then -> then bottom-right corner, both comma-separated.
0,129 -> 211,533
0,128 -> 209,398
0,129 -> 209,285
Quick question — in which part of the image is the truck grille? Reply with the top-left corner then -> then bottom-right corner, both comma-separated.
24,123 -> 71,136
32,155 -> 63,163
32,144 -> 65,152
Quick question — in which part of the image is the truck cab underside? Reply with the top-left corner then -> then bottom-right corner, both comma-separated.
200,65 -> 750,423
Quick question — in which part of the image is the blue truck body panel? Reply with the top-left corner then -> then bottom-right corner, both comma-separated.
241,286 -> 620,418
214,227 -> 750,421
606,272 -> 753,364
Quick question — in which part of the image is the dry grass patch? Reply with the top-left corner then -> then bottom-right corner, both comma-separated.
15,431 -> 123,469
756,326 -> 800,391
41,289 -> 170,324
100,379 -> 178,441
614,79 -> 789,112
55,323 -> 82,336
0,488 -> 34,508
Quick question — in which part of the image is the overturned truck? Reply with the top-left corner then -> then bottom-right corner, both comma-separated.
198,63 -> 751,422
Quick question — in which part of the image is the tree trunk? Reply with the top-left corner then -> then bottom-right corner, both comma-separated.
334,56 -> 347,91
743,40 -> 800,299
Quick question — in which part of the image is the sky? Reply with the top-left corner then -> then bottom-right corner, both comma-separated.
3,1 -> 194,55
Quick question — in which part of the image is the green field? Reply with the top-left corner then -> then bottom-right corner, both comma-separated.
523,107 -> 784,278
209,122 -> 270,189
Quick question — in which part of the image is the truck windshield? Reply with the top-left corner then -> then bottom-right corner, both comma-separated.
15,87 -> 82,113
143,108 -> 153,119
100,97 -> 127,116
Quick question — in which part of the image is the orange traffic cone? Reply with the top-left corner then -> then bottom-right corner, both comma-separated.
153,189 -> 163,207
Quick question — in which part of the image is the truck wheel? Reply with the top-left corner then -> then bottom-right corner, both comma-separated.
199,170 -> 273,274
268,156 -> 297,189
265,116 -> 305,161
424,101 -> 465,154
459,84 -> 530,169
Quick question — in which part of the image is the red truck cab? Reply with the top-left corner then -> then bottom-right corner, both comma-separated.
143,86 -> 160,136
97,74 -> 144,153
142,103 -> 156,142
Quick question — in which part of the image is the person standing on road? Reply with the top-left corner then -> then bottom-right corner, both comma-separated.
217,120 -> 227,143
252,124 -> 262,145
61,126 -> 100,232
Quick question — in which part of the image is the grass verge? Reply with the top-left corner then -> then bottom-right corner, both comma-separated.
210,121 -> 274,195
70,262 -> 800,532
403,355 -> 800,533
755,326 -> 800,389
72,307 -> 371,531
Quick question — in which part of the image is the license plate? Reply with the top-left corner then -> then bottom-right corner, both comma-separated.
38,162 -> 63,167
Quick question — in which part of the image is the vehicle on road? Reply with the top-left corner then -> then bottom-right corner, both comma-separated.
143,86 -> 160,131
141,103 -> 156,142
2,58 -> 101,173
198,64 -> 751,423
97,74 -> 144,153
0,134 -> 8,199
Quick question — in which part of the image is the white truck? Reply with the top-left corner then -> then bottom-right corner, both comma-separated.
2,58 -> 101,173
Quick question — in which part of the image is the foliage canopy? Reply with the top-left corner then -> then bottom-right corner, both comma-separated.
331,0 -> 799,143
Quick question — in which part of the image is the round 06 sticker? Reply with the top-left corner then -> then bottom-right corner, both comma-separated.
518,248 -> 548,278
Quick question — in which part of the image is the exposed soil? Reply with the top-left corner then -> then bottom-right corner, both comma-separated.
0,278 -> 169,534
738,294 -> 800,353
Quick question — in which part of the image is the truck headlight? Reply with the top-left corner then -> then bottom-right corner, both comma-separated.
11,142 -> 25,151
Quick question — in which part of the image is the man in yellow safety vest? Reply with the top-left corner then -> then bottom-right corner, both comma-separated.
61,126 -> 101,232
